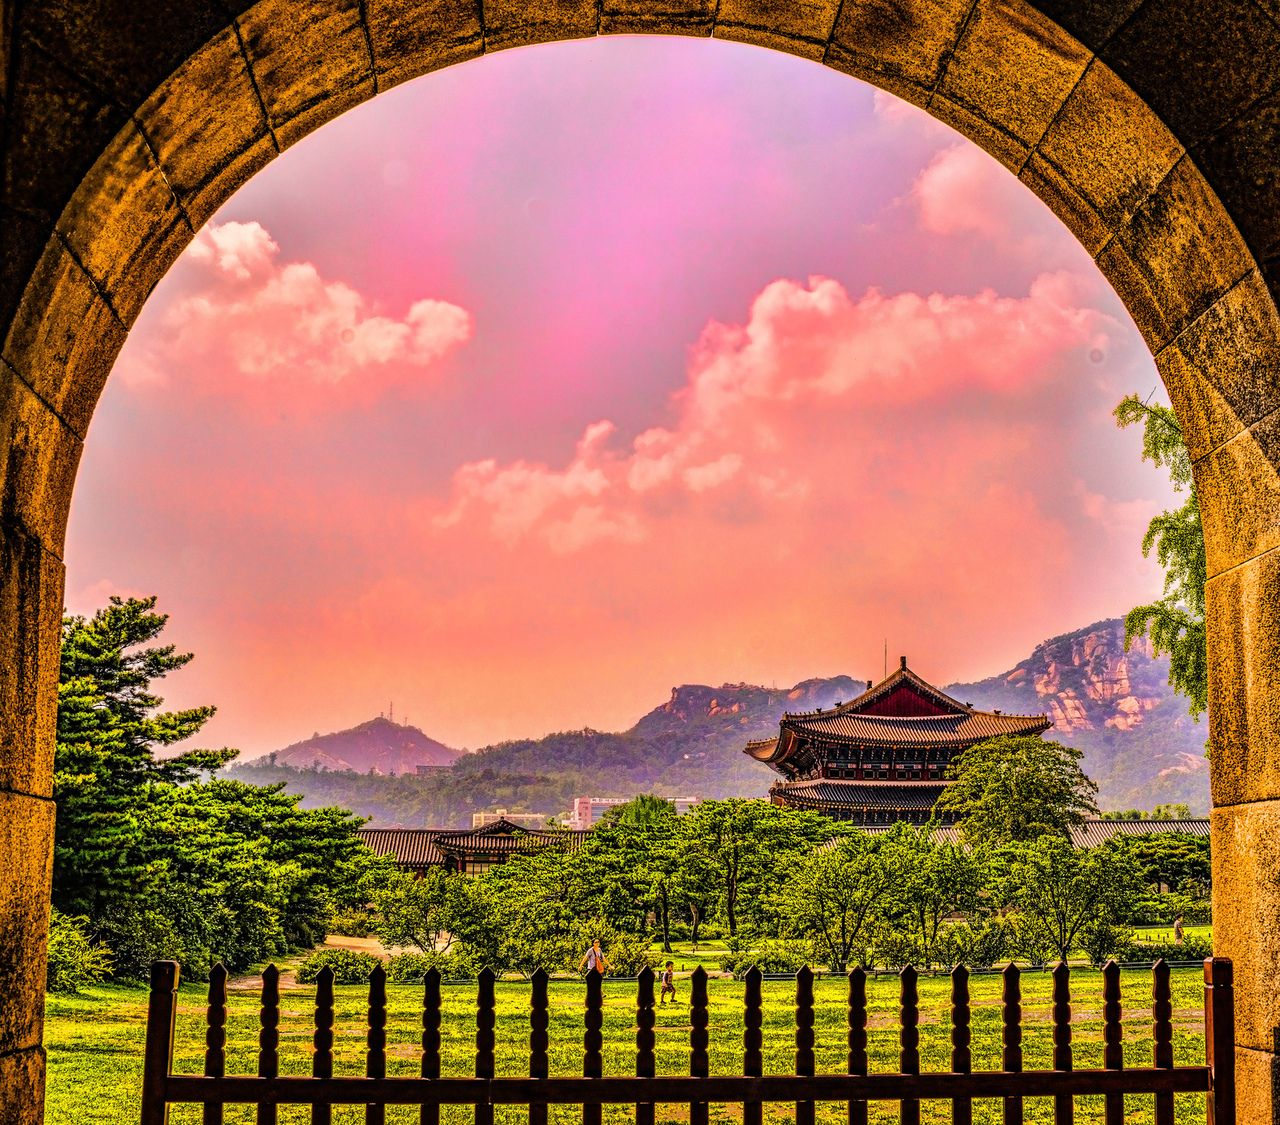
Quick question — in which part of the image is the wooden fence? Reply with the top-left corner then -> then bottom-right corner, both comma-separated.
139,957 -> 1236,1125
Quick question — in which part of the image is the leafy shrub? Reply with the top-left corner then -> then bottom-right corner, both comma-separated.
97,905 -> 191,982
385,949 -> 482,982
1109,935 -> 1213,964
1077,921 -> 1135,967
46,909 -> 113,993
933,920 -> 1010,970
327,907 -> 376,939
720,941 -> 813,977
1128,892 -> 1212,927
598,929 -> 658,976
296,948 -> 381,984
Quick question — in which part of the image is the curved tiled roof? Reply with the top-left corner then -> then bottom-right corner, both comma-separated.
774,780 -> 947,810
787,709 -> 1049,746
1068,818 -> 1210,849
359,828 -> 446,868
358,826 -> 591,869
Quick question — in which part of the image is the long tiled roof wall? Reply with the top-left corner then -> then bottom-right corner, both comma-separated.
825,818 -> 1211,848
358,826 -> 591,868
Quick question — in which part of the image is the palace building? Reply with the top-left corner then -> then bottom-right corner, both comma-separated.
745,657 -> 1051,825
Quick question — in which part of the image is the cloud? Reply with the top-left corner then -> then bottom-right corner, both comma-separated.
435,271 -> 1122,553
116,221 -> 472,405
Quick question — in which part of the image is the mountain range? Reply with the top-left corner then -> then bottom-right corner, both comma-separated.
227,616 -> 1210,826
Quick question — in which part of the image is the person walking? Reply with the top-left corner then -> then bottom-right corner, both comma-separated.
579,938 -> 610,976
1173,914 -> 1185,945
660,961 -> 678,1004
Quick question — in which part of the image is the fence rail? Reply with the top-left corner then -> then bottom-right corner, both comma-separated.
139,958 -> 1236,1125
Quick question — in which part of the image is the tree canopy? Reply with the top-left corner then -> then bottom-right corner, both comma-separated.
933,735 -> 1098,846
1114,394 -> 1207,717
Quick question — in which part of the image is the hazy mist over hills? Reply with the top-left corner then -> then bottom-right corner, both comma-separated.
228,617 -> 1208,826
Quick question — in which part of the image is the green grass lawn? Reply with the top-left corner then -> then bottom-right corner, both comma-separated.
45,966 -> 1213,1125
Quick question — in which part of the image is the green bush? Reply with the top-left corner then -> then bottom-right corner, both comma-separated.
1110,935 -> 1213,964
720,941 -> 813,977
327,907 -> 376,938
296,948 -> 381,984
46,909 -> 113,993
384,950 -> 483,982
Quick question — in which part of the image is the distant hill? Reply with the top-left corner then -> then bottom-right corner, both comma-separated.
226,618 -> 1209,825
264,716 -> 460,774
946,618 -> 1209,814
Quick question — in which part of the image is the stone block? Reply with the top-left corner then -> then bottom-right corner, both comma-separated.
825,0 -> 969,105
0,1047 -> 45,1125
1236,1045 -> 1280,1125
1197,412 -> 1280,581
1,236 -> 125,440
0,365 -> 83,555
0,207 -> 53,342
926,93 -> 1029,173
1101,154 -> 1254,352
1103,0 -> 1280,151
1212,801 -> 1280,1053
1037,59 -> 1184,237
1206,549 -> 1280,807
19,0 -> 227,110
1194,84 -> 1280,268
1027,0 -> 1144,48
714,0 -> 842,58
481,0 -> 599,53
0,525 -> 61,800
365,0 -> 484,91
135,28 -> 277,228
238,0 -> 376,150
0,791 -> 54,1057
1158,271 -> 1280,462
601,0 -> 714,36
937,0 -> 1090,150
1,35 -> 129,222
55,123 -> 190,328
1019,152 -> 1110,255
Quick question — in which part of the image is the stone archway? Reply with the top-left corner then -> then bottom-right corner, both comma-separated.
3,1 -> 1280,1118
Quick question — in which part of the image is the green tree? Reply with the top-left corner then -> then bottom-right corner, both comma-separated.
1002,837 -> 1142,963
878,824 -> 990,969
54,597 -> 236,916
1114,395 -> 1207,717
775,833 -> 890,972
677,800 -> 837,937
374,866 -> 454,952
934,735 -> 1098,846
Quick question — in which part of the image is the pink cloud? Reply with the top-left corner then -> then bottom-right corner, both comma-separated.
116,221 -> 473,407
434,272 -> 1118,554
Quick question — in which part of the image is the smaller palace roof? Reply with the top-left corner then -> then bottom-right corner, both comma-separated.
746,657 -> 1050,770
359,819 -> 591,872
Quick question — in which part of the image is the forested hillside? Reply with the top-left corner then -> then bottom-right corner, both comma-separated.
228,618 -> 1210,825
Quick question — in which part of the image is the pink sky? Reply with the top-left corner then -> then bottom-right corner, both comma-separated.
67,37 -> 1176,756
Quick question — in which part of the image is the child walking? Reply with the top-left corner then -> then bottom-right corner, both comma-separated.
660,960 -> 678,1004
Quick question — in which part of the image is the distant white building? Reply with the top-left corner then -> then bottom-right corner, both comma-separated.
471,808 -> 552,829
567,795 -> 701,830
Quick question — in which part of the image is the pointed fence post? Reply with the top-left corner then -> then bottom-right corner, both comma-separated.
951,965 -> 971,1125
899,966 -> 920,1125
1152,959 -> 1173,1125
1001,963 -> 1023,1125
258,965 -> 280,1125
311,966 -> 336,1125
583,966 -> 604,1125
690,966 -> 710,1125
796,966 -> 816,1125
743,967 -> 764,1125
366,964 -> 388,1125
204,964 -> 228,1125
141,961 -> 180,1125
1205,957 -> 1235,1125
1101,960 -> 1123,1125
476,968 -> 497,1125
847,968 -> 868,1125
1052,961 -> 1073,1125
636,967 -> 656,1125
420,968 -> 442,1125
530,968 -> 550,1125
